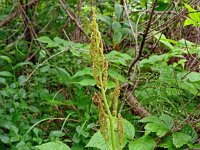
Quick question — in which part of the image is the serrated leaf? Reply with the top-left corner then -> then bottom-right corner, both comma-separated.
181,124 -> 198,143
172,132 -> 192,148
72,67 -> 93,78
144,123 -> 169,137
160,114 -> 174,130
0,71 -> 13,77
35,141 -> 71,150
158,136 -> 175,149
129,135 -> 156,150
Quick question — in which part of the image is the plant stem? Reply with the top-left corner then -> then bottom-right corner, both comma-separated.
99,74 -> 116,150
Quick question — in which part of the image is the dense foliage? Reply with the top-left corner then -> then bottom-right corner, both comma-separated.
0,0 -> 199,149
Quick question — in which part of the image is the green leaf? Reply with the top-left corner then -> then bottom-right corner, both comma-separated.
50,131 -> 65,138
114,3 -> 123,19
181,124 -> 198,143
108,69 -> 126,82
41,65 -> 50,73
54,37 -> 66,45
129,135 -> 156,150
10,125 -> 19,134
158,136 -> 175,149
37,36 -> 59,48
184,18 -> 195,26
186,72 -> 200,83
112,22 -> 121,32
85,130 -> 110,150
0,135 -> 10,144
35,141 -> 71,150
172,132 -> 192,148
0,55 -> 12,63
72,67 -> 93,78
86,130 -> 128,150
154,33 -> 174,50
75,78 -> 96,86
144,123 -> 169,137
123,118 -> 135,140
160,114 -> 174,130
0,77 -> 6,84
184,3 -> 200,22
0,71 -> 13,77
37,36 -> 53,43
140,116 -> 162,124
18,75 -> 27,86
97,14 -> 112,26
105,51 -> 131,66
188,143 -> 200,149
13,62 -> 33,69
113,32 -> 122,45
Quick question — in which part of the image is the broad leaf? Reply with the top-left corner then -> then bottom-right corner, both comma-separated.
35,141 -> 71,150
0,55 -> 12,63
72,67 -> 93,78
123,118 -> 135,140
112,22 -> 121,32
144,123 -> 169,137
75,78 -> 96,86
172,132 -> 192,148
0,71 -> 13,77
114,3 -> 123,19
85,130 -> 111,150
129,135 -> 156,150
108,69 -> 126,82
37,36 -> 59,48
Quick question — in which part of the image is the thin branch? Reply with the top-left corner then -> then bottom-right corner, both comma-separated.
127,0 -> 158,77
0,0 -> 39,28
59,0 -> 90,41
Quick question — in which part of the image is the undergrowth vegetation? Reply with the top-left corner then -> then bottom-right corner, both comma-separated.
0,0 -> 199,150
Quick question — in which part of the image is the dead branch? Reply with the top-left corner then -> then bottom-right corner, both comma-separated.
0,0 -> 39,28
127,0 -> 158,77
59,0 -> 90,41
126,91 -> 151,118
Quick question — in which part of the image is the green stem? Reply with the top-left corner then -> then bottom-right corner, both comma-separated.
99,73 -> 116,150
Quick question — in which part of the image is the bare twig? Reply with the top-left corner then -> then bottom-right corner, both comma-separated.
0,0 -> 39,28
127,0 -> 158,77
59,0 -> 90,41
